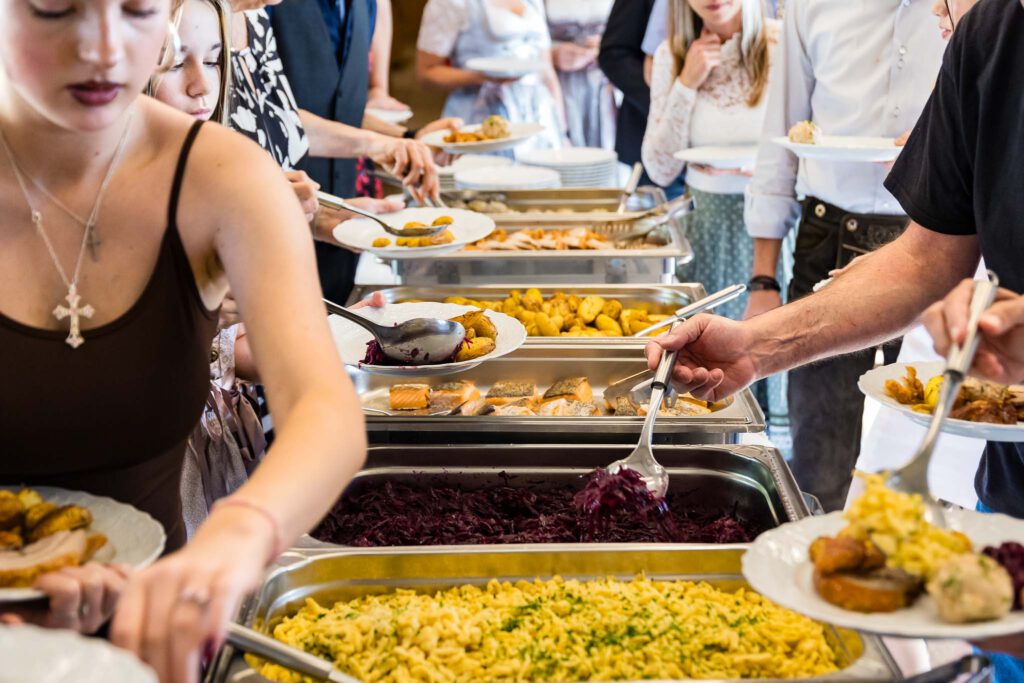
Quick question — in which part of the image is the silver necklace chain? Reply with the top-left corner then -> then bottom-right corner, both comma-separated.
0,110 -> 134,347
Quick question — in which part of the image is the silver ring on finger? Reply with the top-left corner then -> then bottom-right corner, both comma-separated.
179,586 -> 212,611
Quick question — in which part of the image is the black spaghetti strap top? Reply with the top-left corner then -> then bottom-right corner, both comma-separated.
0,120 -> 218,552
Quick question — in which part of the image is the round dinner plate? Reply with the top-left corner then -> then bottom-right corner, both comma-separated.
365,107 -> 413,124
420,122 -> 546,154
332,207 -> 495,260
464,56 -> 546,79
772,136 -> 901,163
0,486 -> 166,603
518,147 -> 618,167
743,510 -> 1024,639
674,145 -> 759,170
454,165 -> 561,190
858,361 -> 1024,441
438,154 -> 514,176
0,624 -> 157,682
329,302 -> 527,377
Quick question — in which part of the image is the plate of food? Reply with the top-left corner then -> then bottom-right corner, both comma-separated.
673,145 -> 758,170
772,121 -> 901,163
332,208 -> 495,259
0,624 -> 157,682
329,302 -> 527,377
0,486 -> 166,602
419,115 -> 545,153
859,361 -> 1024,441
464,56 -> 546,79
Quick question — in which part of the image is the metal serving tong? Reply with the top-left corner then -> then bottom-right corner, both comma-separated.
605,324 -> 678,499
227,622 -> 364,683
888,272 -> 1000,527
317,191 -> 447,237
632,284 -> 747,337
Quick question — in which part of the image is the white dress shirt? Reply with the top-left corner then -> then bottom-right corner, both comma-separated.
745,0 -> 946,240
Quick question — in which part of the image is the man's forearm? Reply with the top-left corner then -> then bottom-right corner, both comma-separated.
361,113 -> 405,139
299,109 -> 381,159
751,238 -> 783,278
746,224 -> 980,378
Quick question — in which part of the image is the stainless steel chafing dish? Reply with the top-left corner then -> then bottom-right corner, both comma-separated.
387,187 -> 693,285
348,343 -> 764,444
206,544 -> 900,683
347,283 -> 704,347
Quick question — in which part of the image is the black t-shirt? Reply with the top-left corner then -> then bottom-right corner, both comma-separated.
884,0 -> 1024,517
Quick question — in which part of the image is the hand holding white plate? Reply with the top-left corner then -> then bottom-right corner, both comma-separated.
329,302 -> 527,377
859,361 -> 1024,441
465,56 -> 546,79
332,207 -> 494,259
0,486 -> 166,603
773,136 -> 901,163
743,509 -> 1024,639
365,107 -> 413,125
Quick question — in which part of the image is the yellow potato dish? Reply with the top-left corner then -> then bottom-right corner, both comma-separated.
443,290 -> 672,338
257,576 -> 840,683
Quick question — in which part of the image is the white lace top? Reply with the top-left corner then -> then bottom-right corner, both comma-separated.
641,20 -> 780,194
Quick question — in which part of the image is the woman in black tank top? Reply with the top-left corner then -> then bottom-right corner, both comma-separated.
0,1 -> 367,680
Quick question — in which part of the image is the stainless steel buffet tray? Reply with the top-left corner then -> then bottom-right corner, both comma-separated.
347,283 -> 705,347
390,186 -> 692,285
348,343 -> 765,444
206,544 -> 900,683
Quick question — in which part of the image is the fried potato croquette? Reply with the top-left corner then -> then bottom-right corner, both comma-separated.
28,505 -> 93,543
455,336 -> 496,362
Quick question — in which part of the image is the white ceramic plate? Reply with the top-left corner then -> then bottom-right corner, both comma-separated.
332,207 -> 495,260
454,165 -> 562,190
743,510 -> 1024,639
0,486 -> 166,603
329,302 -> 527,377
438,154 -> 514,176
365,107 -> 412,124
674,145 -> 758,169
518,147 -> 618,167
0,624 -> 157,682
772,136 -> 901,163
858,361 -> 1024,441
464,56 -> 546,79
420,122 -> 546,154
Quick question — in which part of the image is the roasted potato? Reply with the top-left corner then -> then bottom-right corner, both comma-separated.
455,337 -> 496,362
16,488 -> 43,510
431,215 -> 454,226
0,491 -> 24,531
24,501 -> 58,530
28,505 -> 93,543
578,296 -> 605,324
601,299 -> 623,320
0,530 -> 23,551
450,310 -> 497,340
594,314 -> 623,336
372,237 -> 391,248
535,313 -> 561,337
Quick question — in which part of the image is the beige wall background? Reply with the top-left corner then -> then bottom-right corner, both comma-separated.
389,0 -> 448,126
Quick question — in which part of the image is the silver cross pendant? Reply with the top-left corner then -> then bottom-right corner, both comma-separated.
53,284 -> 95,349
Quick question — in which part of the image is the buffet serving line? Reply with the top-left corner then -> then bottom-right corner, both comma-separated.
187,147 -> 1019,683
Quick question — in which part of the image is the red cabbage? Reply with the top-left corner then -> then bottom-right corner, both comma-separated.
984,542 -> 1024,609
360,338 -> 464,366
312,469 -> 759,546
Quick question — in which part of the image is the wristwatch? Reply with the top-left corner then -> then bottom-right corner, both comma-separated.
748,275 -> 782,292
402,127 -> 419,139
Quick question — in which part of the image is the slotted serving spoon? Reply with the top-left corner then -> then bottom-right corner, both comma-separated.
317,191 -> 447,237
227,622 -> 363,683
887,273 -> 999,527
324,298 -> 465,365
605,324 -> 679,498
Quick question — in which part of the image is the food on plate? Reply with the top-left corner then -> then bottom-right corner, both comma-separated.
361,309 -> 499,367
809,535 -> 886,574
429,380 -> 480,410
542,376 -> 592,403
431,215 -> 453,226
926,554 -> 1014,624
395,229 -> 455,248
884,366 -> 1023,424
258,576 -> 839,683
315,470 -> 759,547
443,115 -> 512,143
813,566 -> 924,614
442,289 -> 673,337
467,227 -> 619,252
389,384 -> 430,411
371,237 -> 391,248
536,398 -> 599,417
485,380 -> 538,407
788,120 -> 822,144
0,488 -> 108,588
984,542 -> 1024,609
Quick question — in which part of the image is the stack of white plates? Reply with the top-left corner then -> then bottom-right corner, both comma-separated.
438,154 -> 514,193
517,147 -> 618,187
454,165 -> 562,191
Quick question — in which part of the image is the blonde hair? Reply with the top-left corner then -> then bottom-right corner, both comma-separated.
147,0 -> 232,125
668,0 -> 770,107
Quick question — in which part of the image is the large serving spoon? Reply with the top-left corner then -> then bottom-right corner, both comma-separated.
887,273 -> 999,527
227,622 -> 364,683
324,299 -> 465,365
318,191 -> 448,237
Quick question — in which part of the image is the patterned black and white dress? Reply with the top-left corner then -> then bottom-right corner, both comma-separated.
229,10 -> 310,170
